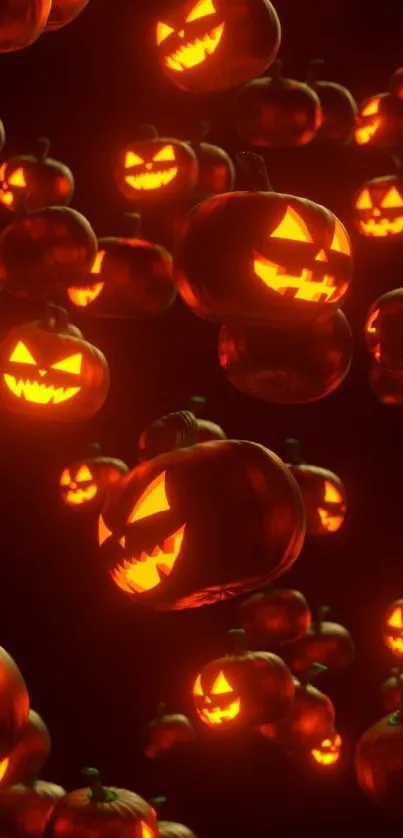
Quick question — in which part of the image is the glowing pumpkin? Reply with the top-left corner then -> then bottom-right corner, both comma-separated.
240,588 -> 312,647
306,60 -> 358,144
0,1 -> 51,52
284,438 -> 347,535
380,669 -> 403,714
116,127 -> 198,204
0,138 -> 74,213
60,455 -> 128,508
260,670 -> 335,750
0,648 -> 29,760
0,780 -> 65,837
365,289 -> 403,369
369,361 -> 403,405
0,305 -> 109,421
354,93 -> 403,148
158,822 -> 197,838
145,703 -> 195,758
0,710 -> 50,790
99,438 -> 305,610
155,0 -> 281,94
45,0 -> 90,30
355,709 -> 403,816
311,731 -> 342,766
354,176 -> 403,239
384,600 -> 403,658
287,606 -> 354,676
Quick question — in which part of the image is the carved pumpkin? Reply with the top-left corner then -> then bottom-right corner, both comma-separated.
98,438 -> 305,610
355,709 -> 403,815
155,0 -> 281,94
145,703 -> 195,758
0,206 -> 97,301
0,1 -> 51,52
158,822 -> 196,838
60,453 -> 128,508
0,648 -> 29,760
45,0 -> 90,30
0,305 -> 109,421
218,309 -> 353,404
175,154 -> 352,327
380,669 -> 402,714
0,139 -> 74,214
284,439 -> 347,535
306,60 -> 358,144
116,127 -> 198,204
191,123 -> 235,200
311,731 -> 342,766
240,588 -> 311,647
193,629 -> 294,729
365,289 -> 403,369
287,606 -> 354,676
369,361 -> 403,405
354,176 -> 403,239
0,780 -> 65,838
46,768 -> 157,838
0,710 -> 50,789
235,61 -> 322,148
384,600 -> 403,658
354,93 -> 403,148
259,667 -> 335,750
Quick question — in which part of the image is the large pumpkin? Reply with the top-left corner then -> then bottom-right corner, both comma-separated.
0,305 -> 110,421
306,60 -> 357,144
0,648 -> 29,760
98,439 -> 306,610
0,1 -> 51,51
355,709 -> 403,816
0,138 -> 74,213
354,176 -> 403,239
0,710 -> 50,789
218,310 -> 353,404
240,587 -> 311,647
45,0 -> 90,30
365,289 -> 403,368
354,93 -> 403,148
284,438 -> 347,535
155,0 -> 281,94
0,780 -> 65,838
145,703 -> 195,758
259,670 -> 335,750
287,606 -> 354,675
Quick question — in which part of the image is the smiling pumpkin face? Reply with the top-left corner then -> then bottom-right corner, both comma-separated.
354,93 -> 403,148
193,670 -> 241,726
384,600 -> 403,657
311,731 -> 342,766
60,456 -> 128,508
116,138 -> 198,203
354,177 -> 403,238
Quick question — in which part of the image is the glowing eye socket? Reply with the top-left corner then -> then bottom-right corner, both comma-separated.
324,480 -> 343,503
388,608 -> 403,629
356,189 -> 372,210
98,515 -> 113,546
330,220 -> 351,255
0,758 -> 9,782
270,207 -> 313,243
362,98 -> 380,116
140,823 -> 154,838
60,469 -> 71,486
125,151 -> 143,168
9,341 -> 37,365
76,465 -> 93,482
380,187 -> 403,208
211,672 -> 233,694
51,354 -> 82,375
366,308 -> 379,334
128,471 -> 170,524
193,674 -> 204,696
8,167 -> 26,187
156,21 -> 175,44
91,250 -> 106,275
186,0 -> 216,22
152,145 -> 175,163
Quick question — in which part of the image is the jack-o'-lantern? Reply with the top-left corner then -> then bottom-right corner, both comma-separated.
155,0 -> 280,94
145,703 -> 195,758
116,127 -> 198,204
235,61 -> 322,148
99,438 -> 305,610
46,768 -> 157,838
260,667 -> 335,750
384,600 -> 403,658
219,309 -> 353,404
369,361 -> 403,405
0,1 -> 51,52
60,454 -> 128,508
0,139 -> 74,213
158,821 -> 196,838
190,123 -> 235,200
0,305 -> 109,421
0,780 -> 65,837
193,629 -> 294,729
354,93 -> 403,148
311,731 -> 342,765
240,588 -> 311,647
0,206 -> 97,301
0,648 -> 29,760
380,669 -> 403,714
355,708 -> 403,815
67,250 -> 106,308
306,60 -> 358,144
365,289 -> 403,369
175,153 -> 352,326
45,0 -> 90,30
287,606 -> 354,676
284,439 -> 347,535
0,710 -> 50,789
354,176 -> 403,239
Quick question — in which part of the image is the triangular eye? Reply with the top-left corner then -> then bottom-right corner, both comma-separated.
362,98 -> 380,116
91,250 -> 106,275
60,469 -> 71,486
356,189 -> 372,210
270,207 -> 313,243
324,480 -> 342,503
8,167 -> 26,187
153,145 -> 175,163
51,354 -> 82,375
9,342 -> 36,365
128,471 -> 170,524
76,465 -> 93,482
98,515 -> 113,546
193,674 -> 204,696
156,21 -> 175,44
211,671 -> 233,694
388,607 -> 403,629
125,151 -> 143,168
330,219 -> 351,255
186,0 -> 216,22
380,186 -> 403,208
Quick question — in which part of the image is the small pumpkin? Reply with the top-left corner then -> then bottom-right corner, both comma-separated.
192,629 -> 294,730
235,60 -> 322,148
354,93 -> 403,148
311,730 -> 342,766
98,438 -> 305,610
46,768 -> 157,838
158,822 -> 196,838
287,606 -> 354,676
0,206 -> 97,301
190,123 -> 235,200
384,599 -> 403,659
0,138 -> 74,214
0,648 -> 29,760
306,60 -> 358,144
0,1 -> 51,52
240,587 -> 312,647
145,703 -> 196,758
284,438 -> 347,535
138,404 -> 226,462
380,669 -> 403,714
45,0 -> 90,30
59,446 -> 128,508
354,175 -> 403,239
355,707 -> 403,815
369,361 -> 403,405
365,289 -> 403,368
219,309 -> 353,405
0,304 -> 110,421
155,0 -> 281,94
0,780 -> 65,838
259,665 -> 335,750
0,710 -> 50,789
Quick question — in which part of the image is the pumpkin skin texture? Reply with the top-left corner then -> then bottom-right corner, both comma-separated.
354,93 -> 403,148
116,137 -> 198,205
380,671 -> 402,714
45,0 -> 90,30
287,607 -> 354,676
137,411 -> 200,462
196,418 -> 226,442
0,648 -> 29,760
0,1 -> 51,52
369,362 -> 403,405
240,588 -> 311,647
145,705 -> 196,757
193,141 -> 235,201
0,140 -> 74,213
355,711 -> 403,815
0,710 -> 50,789
155,0 -> 281,94
219,310 -> 353,405
354,176 -> 403,240
175,191 -> 352,327
310,81 -> 358,144
99,439 -> 306,610
60,456 -> 129,508
284,439 -> 347,535
0,206 -> 97,301
0,780 -> 65,838
365,290 -> 403,369
0,306 -> 110,421
158,822 -> 196,838
259,677 -> 335,750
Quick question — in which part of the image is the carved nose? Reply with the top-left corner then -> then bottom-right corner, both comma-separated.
145,163 -> 153,170
178,30 -> 185,38
315,249 -> 328,262
38,370 -> 47,377
373,209 -> 381,216
71,483 -> 77,490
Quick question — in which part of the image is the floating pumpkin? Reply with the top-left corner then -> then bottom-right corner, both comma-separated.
235,60 -> 322,148
384,600 -> 403,659
0,710 -> 50,789
45,0 -> 90,30
260,665 -> 335,750
287,606 -> 354,676
365,289 -> 403,368
0,780 -> 65,838
284,438 -> 347,535
354,175 -> 403,239
240,588 -> 311,647
219,309 -> 353,404
99,438 -> 305,610
46,768 -> 157,838
145,703 -> 196,758
116,126 -> 198,204
190,123 -> 235,200
0,138 -> 74,214
175,153 -> 352,326
0,206 -> 97,301
0,1 -> 51,52
354,93 -> 403,148
369,361 -> 403,405
59,448 -> 128,508
311,730 -> 342,766
193,629 -> 294,729
0,305 -> 109,421
158,821 -> 196,838
155,0 -> 281,94
306,60 -> 358,144
355,708 -> 403,815
0,648 -> 29,760
137,410 -> 200,462
380,669 -> 402,714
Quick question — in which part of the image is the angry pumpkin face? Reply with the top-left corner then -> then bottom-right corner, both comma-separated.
354,96 -> 384,146
354,177 -> 403,238
157,0 -> 225,75
193,670 -> 240,726
116,138 -> 198,203
67,250 -> 106,308
354,93 -> 403,148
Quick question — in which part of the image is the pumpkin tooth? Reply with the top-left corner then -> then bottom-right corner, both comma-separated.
165,24 -> 225,72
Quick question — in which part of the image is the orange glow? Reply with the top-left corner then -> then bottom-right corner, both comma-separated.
164,23 -> 225,73
76,465 -> 93,482
388,607 -> 403,629
356,189 -> 372,210
358,216 -> 403,237
91,250 -> 106,275
187,0 -> 217,21
0,190 -> 14,207
0,758 -> 9,783
366,309 -> 379,334
98,515 -> 113,546
380,187 -> 403,208
311,733 -> 342,766
141,823 -> 155,838
9,341 -> 36,365
60,469 -> 71,486
67,282 -> 104,308
324,480 -> 343,503
125,168 -> 179,191
354,118 -> 380,146
330,220 -> 351,256
51,353 -> 82,375
66,485 -> 97,505
125,151 -> 144,167
199,698 -> 241,726
193,670 -> 241,726
270,207 -> 313,243
8,167 -> 26,187
254,256 -> 344,303
3,375 -> 80,405
211,671 -> 234,694
111,524 -> 185,594
156,21 -> 175,45
153,144 -> 175,162
193,674 -> 203,696
128,471 -> 170,523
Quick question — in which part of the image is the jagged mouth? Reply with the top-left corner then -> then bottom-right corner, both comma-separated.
359,217 -> 403,237
111,524 -> 185,594
125,168 -> 178,191
65,486 -> 98,505
67,282 -> 104,307
3,375 -> 80,405
164,23 -> 225,72
254,254 -> 344,303
198,700 -> 241,726
354,121 -> 380,145
386,636 -> 403,654
0,190 -> 13,207
318,507 -> 346,532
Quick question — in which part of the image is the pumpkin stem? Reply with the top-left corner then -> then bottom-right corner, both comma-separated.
315,606 -> 330,630
228,628 -> 248,655
389,152 -> 403,173
270,59 -> 284,82
156,701 -> 167,719
284,438 -> 305,466
87,442 -> 102,455
135,124 -> 159,141
387,673 -> 403,726
82,768 -> 118,803
149,796 -> 168,810
37,137 -> 51,162
123,212 -> 143,237
299,662 -> 328,686
189,395 -> 207,417
43,303 -> 70,332
306,59 -> 325,85
235,152 -> 274,192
